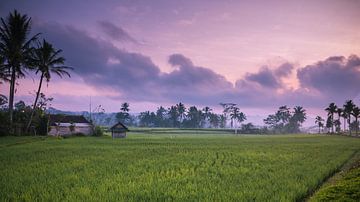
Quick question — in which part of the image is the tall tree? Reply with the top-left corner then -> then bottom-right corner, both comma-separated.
315,116 -> 324,134
26,40 -> 72,131
289,106 -> 307,133
155,106 -> 166,127
336,108 -> 343,133
220,102 -> 236,128
0,10 -> 39,126
343,100 -> 355,135
186,106 -> 201,128
176,102 -> 186,127
229,106 -> 246,134
325,103 -> 337,133
202,106 -> 212,127
351,106 -> 360,136
168,105 -> 179,127
116,102 -> 130,124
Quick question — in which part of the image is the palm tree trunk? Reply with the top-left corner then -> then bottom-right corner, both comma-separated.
356,117 -> 358,136
348,116 -> 351,136
26,73 -> 44,132
343,117 -> 346,133
331,113 -> 334,133
8,68 -> 16,131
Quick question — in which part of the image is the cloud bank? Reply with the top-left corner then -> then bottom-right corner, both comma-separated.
31,21 -> 360,109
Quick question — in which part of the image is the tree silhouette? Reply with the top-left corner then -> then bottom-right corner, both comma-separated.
351,106 -> 360,136
229,106 -> 246,134
26,40 -> 72,131
325,103 -> 337,133
315,116 -> 324,134
343,100 -> 355,135
289,106 -> 307,132
0,10 -> 39,127
176,102 -> 186,127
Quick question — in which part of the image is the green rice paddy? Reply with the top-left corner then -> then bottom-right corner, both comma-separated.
0,133 -> 359,201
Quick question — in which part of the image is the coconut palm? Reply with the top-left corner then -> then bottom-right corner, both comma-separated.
351,106 -> 360,136
176,102 -> 186,127
336,108 -> 344,133
0,10 -> 39,126
230,106 -> 246,134
343,100 -> 355,135
325,103 -> 337,133
26,40 -> 72,131
315,116 -> 324,134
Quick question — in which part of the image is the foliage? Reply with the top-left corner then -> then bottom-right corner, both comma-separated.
116,102 -> 132,125
0,10 -> 39,126
0,135 -> 359,201
93,126 -> 103,136
264,105 -> 307,133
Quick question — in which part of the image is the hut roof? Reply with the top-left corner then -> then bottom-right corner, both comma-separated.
110,122 -> 129,131
49,114 -> 91,126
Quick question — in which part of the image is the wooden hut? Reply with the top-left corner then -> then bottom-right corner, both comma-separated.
110,122 -> 129,138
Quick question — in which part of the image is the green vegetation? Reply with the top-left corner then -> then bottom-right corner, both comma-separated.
0,134 -> 359,201
310,151 -> 360,201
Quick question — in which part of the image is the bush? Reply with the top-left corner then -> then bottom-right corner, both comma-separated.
93,126 -> 103,136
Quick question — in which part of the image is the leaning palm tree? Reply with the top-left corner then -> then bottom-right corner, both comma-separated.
315,116 -> 324,134
325,103 -> 337,133
26,40 -> 72,131
351,106 -> 360,136
0,10 -> 39,126
343,100 -> 355,135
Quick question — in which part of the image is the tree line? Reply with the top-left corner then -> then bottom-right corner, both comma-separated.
315,100 -> 360,136
0,10 -> 72,135
115,102 -> 247,130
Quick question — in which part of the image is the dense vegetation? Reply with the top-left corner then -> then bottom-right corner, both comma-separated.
0,134 -> 359,201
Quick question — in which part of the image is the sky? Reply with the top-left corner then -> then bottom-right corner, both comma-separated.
1,0 -> 360,125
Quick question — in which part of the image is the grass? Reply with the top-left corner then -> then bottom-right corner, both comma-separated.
310,151 -> 360,201
0,132 -> 359,201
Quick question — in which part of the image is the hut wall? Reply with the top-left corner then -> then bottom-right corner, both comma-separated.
48,126 -> 93,136
112,132 -> 126,138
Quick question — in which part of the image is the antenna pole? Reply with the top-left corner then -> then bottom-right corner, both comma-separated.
90,96 -> 92,122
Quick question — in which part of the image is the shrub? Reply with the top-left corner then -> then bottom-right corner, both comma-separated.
93,126 -> 103,136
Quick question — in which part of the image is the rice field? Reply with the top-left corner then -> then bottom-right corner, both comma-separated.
0,133 -> 359,201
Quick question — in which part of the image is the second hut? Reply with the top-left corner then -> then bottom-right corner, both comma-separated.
110,122 -> 129,138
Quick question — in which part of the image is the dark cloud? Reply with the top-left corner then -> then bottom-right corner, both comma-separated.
98,20 -> 137,43
242,63 -> 294,89
297,55 -> 360,100
33,22 -> 234,105
244,67 -> 280,88
31,21 -> 360,109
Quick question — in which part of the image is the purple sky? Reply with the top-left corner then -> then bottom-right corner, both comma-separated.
1,0 -> 360,124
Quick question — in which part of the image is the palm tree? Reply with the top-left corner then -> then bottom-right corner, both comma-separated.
351,106 -> 360,136
26,40 -> 72,131
315,116 -> 324,134
291,106 -> 307,132
325,103 -> 337,133
343,100 -> 355,135
176,102 -> 186,127
230,106 -> 246,134
202,106 -> 212,127
336,108 -> 343,133
0,10 -> 39,126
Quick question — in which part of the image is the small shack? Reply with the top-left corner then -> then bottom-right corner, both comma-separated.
48,114 -> 93,136
110,122 -> 129,138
